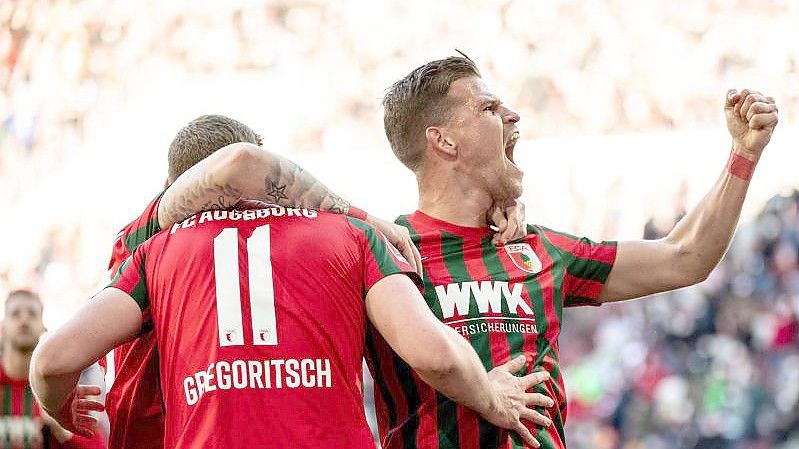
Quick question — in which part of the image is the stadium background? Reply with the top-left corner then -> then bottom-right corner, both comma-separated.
1,0 -> 797,448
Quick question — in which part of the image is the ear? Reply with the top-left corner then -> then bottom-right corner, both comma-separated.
425,126 -> 457,160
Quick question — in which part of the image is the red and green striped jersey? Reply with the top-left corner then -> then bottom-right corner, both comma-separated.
104,191 -> 164,449
1,365 -> 106,449
109,207 -> 418,449
366,211 -> 617,449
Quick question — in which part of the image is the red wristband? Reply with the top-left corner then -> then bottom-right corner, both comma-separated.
347,206 -> 368,221
727,153 -> 755,181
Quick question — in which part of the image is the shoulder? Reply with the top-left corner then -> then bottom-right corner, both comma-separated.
117,191 -> 165,242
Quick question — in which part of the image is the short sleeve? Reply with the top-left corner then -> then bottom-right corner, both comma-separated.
346,217 -> 422,295
108,246 -> 151,314
540,227 -> 617,307
108,190 -> 164,277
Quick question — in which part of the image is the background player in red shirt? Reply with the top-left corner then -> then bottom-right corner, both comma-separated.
0,290 -> 106,449
30,207 -> 552,448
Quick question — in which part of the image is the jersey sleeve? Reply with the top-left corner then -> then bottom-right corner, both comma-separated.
107,245 -> 152,328
108,191 -> 165,278
346,217 -> 422,295
539,226 -> 617,307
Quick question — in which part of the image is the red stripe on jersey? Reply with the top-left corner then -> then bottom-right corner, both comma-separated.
539,358 -> 567,449
413,228 -> 445,449
497,245 -> 557,448
541,230 -> 615,265
456,241 -> 504,449
523,236 -> 568,449
527,235 -> 560,343
11,381 -> 22,415
495,238 -> 559,449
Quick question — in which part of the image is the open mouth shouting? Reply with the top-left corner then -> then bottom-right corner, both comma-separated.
505,130 -> 520,166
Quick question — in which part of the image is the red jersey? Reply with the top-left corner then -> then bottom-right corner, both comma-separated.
109,206 -> 417,449
105,192 -> 164,449
366,211 -> 617,449
0,365 -> 106,449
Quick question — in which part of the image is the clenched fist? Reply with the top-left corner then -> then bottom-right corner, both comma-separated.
725,89 -> 778,161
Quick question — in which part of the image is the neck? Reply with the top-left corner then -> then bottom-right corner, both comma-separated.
2,346 -> 32,380
416,167 -> 493,227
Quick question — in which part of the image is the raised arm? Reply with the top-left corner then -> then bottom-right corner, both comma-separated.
599,89 -> 778,302
158,143 -> 421,274
366,274 -> 554,447
30,288 -> 142,435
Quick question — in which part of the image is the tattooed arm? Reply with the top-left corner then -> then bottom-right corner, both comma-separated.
157,142 -> 422,274
158,142 -> 349,226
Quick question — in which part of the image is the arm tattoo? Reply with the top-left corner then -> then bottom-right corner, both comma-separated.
261,159 -> 351,214
265,181 -> 289,204
161,172 -> 242,226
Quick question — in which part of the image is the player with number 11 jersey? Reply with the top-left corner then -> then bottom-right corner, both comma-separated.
108,205 -> 416,448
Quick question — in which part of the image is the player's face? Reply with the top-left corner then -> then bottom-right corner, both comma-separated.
443,77 -> 523,201
2,297 -> 45,352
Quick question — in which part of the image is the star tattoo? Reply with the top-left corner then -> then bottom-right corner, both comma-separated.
266,181 -> 289,204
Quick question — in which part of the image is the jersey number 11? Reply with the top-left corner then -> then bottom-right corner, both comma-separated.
213,225 -> 278,347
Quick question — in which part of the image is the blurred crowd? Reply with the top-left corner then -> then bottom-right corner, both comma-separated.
562,191 -> 799,449
1,0 -> 797,447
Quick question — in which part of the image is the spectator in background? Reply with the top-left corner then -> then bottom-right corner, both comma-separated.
562,191 -> 799,449
0,289 -> 106,449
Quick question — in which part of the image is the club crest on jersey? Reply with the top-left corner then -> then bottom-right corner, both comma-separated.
504,243 -> 542,274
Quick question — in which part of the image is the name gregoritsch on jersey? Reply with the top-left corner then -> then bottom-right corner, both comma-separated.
184,358 -> 332,405
170,206 -> 319,234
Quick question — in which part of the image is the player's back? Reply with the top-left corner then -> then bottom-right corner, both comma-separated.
124,205 -> 406,449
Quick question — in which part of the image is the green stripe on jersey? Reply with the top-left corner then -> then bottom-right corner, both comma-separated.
440,232 -> 494,371
23,387 -> 33,449
389,216 -> 424,448
533,226 -> 567,325
347,217 -> 402,276
479,236 -> 528,367
435,231 -> 482,449
2,385 -> 10,415
477,236 -> 527,449
111,253 -> 150,311
3,385 -> 10,449
23,387 -> 32,416
537,225 -> 615,282
568,255 -> 614,283
124,217 -> 161,253
396,216 -> 444,319
364,332 -> 399,433
527,227 -> 568,448
130,252 -> 150,310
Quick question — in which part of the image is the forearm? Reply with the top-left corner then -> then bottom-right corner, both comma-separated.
665,149 -> 754,281
158,143 -> 351,228
414,325 -> 497,417
30,366 -> 81,415
31,291 -> 140,415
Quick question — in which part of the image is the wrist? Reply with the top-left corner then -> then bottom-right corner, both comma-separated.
726,151 -> 756,181
731,143 -> 760,164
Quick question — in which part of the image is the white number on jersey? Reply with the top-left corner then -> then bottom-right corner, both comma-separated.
213,225 -> 278,347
